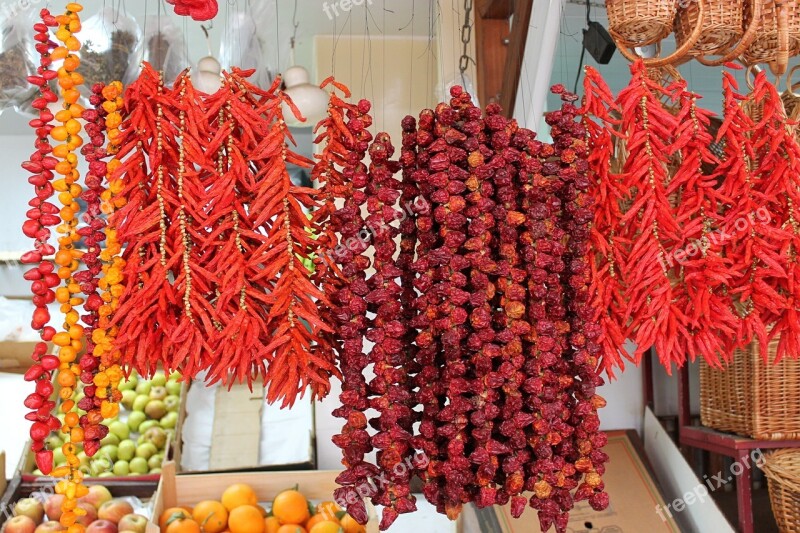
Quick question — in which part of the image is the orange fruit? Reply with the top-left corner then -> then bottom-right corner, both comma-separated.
276,526 -> 307,533
272,490 -> 310,525
306,514 -> 338,530
308,521 -> 344,533
192,500 -> 228,533
265,516 -> 282,533
315,502 -> 342,521
339,515 -> 366,533
228,505 -> 265,533
165,516 -> 202,533
221,483 -> 259,511
160,508 -> 192,530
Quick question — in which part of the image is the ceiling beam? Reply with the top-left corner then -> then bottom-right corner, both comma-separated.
499,0 -> 533,117
474,0 -> 534,117
476,0 -> 514,19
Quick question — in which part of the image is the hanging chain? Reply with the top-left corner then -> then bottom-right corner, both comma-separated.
459,0 -> 474,81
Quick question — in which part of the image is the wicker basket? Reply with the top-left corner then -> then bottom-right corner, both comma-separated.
675,0 -> 744,56
763,449 -> 800,532
743,0 -> 800,65
606,0 -> 678,47
699,339 -> 800,440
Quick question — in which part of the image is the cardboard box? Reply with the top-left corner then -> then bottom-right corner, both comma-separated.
468,430 -> 681,532
177,381 -> 316,473
148,461 -> 379,533
0,341 -> 40,374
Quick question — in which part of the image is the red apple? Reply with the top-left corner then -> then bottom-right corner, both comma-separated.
117,514 -> 147,533
75,501 -> 98,527
34,522 -> 62,533
43,494 -> 64,521
80,485 -> 113,510
3,515 -> 36,533
85,520 -> 118,533
13,498 -> 44,524
97,500 -> 134,525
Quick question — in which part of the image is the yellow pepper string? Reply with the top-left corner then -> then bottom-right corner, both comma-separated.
50,3 -> 88,531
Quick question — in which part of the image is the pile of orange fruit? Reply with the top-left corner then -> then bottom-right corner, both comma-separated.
158,482 -> 367,533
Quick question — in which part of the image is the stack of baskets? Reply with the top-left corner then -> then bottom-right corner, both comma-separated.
763,449 -> 800,532
605,0 -> 800,74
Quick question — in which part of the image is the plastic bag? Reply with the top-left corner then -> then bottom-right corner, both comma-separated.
0,15 -> 37,114
142,16 -> 189,84
219,0 -> 279,89
79,7 -> 142,94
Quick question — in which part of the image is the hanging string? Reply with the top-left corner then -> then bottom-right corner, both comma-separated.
409,0 -> 415,111
275,0 -> 280,74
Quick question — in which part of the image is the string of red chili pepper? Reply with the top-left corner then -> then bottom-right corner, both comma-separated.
616,62 -> 686,367
670,85 -> 736,367
21,8 -> 63,476
747,73 -> 800,361
331,99 -> 379,527
580,67 -> 630,374
713,69 -> 774,356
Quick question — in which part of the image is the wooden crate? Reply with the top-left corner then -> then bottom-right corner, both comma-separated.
0,341 -> 41,374
0,474 -> 158,528
149,461 -> 379,533
17,381 -> 187,482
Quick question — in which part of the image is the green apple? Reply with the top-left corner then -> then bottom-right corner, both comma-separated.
127,411 -> 147,432
32,468 -> 43,476
131,394 -> 149,412
160,412 -> 178,430
53,447 -> 66,466
118,440 -> 136,462
129,457 -> 148,474
113,460 -> 130,476
164,395 -> 180,412
100,433 -> 120,447
109,420 -> 130,440
150,371 -> 167,387
135,381 -> 152,396
77,451 -> 89,469
143,427 -> 167,449
120,389 -> 137,410
46,435 -> 63,450
138,420 -> 159,434
149,386 -> 167,401
149,467 -> 161,474
165,428 -> 175,441
118,374 -> 138,391
165,380 -> 182,396
148,453 -> 163,469
90,456 -> 112,477
98,471 -> 114,478
135,442 -> 157,460
73,392 -> 84,404
98,444 -> 118,462
145,400 -> 167,420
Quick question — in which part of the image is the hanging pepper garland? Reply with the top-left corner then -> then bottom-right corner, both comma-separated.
583,61 -> 800,370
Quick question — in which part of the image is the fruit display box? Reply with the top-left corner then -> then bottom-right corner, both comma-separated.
149,461 -> 380,533
0,475 -> 158,529
17,375 -> 187,482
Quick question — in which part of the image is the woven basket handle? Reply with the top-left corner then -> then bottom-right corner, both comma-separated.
696,0 -> 763,66
615,0 -> 706,67
769,1 -> 790,76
